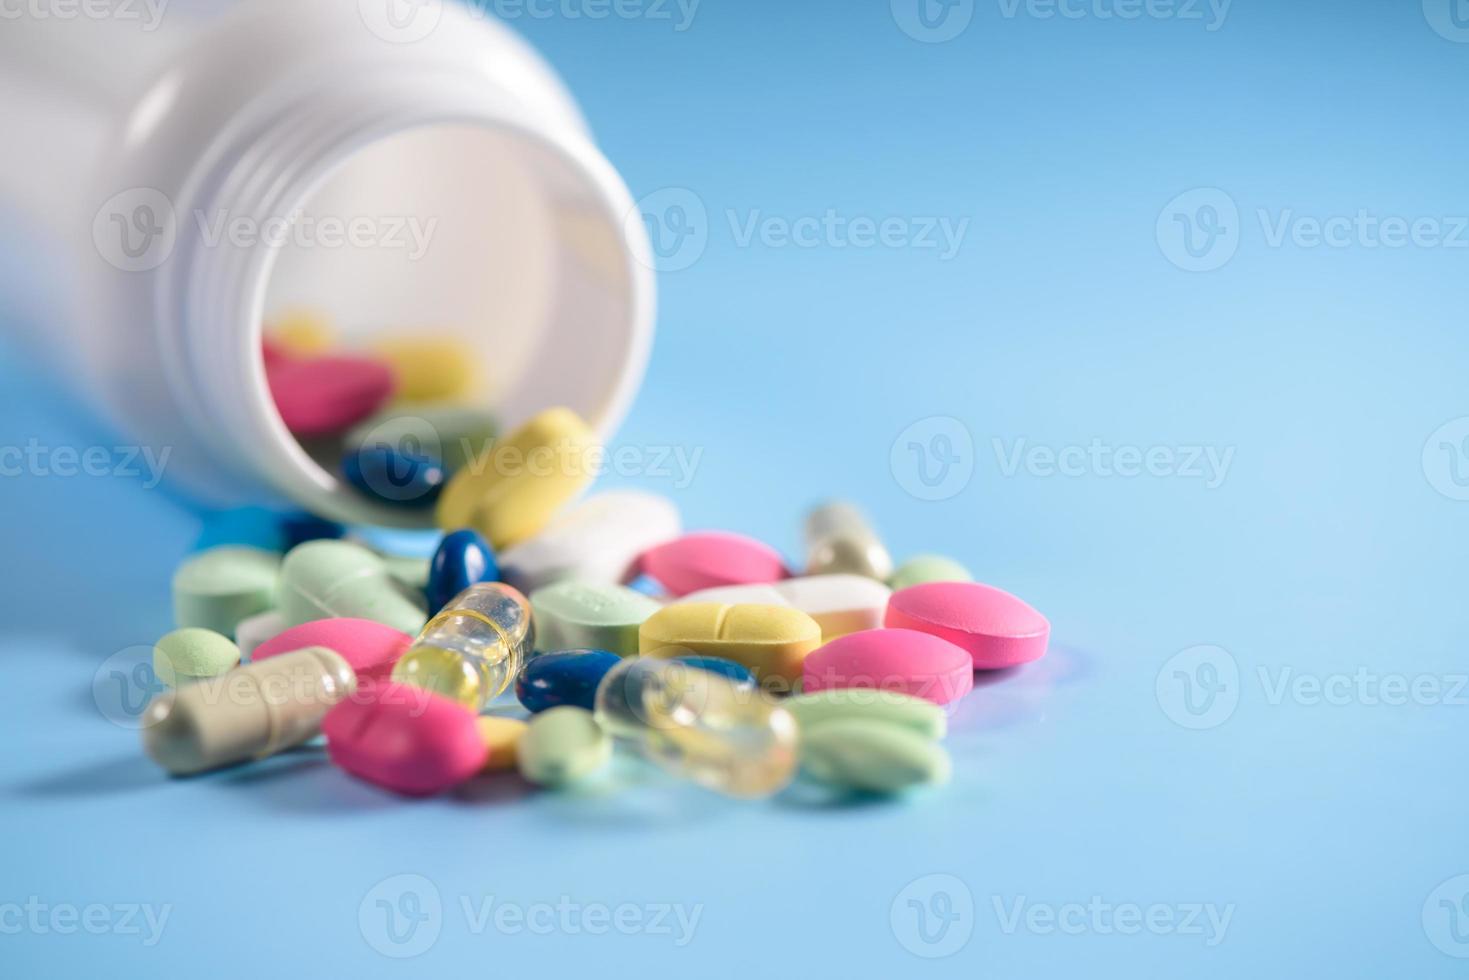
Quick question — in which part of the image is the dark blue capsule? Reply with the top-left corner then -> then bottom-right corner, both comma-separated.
279,512 -> 346,550
673,655 -> 756,689
426,529 -> 498,615
516,650 -> 622,714
342,446 -> 446,507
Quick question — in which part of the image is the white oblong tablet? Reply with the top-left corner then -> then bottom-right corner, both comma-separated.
499,491 -> 681,594
679,574 -> 891,640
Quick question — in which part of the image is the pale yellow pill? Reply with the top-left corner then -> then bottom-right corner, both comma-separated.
266,309 -> 335,356
436,407 -> 598,551
639,603 -> 822,686
371,336 -> 479,405
476,716 -> 528,771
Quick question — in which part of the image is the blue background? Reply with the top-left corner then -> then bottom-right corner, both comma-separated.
3,0 -> 1468,976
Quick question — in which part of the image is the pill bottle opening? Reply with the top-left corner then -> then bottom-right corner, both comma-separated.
247,120 -> 653,529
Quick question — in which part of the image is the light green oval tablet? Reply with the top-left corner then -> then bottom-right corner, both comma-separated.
516,706 -> 611,788
345,406 -> 499,474
530,581 -> 662,657
172,546 -> 281,637
799,719 -> 951,794
153,628 -> 241,687
277,540 -> 428,635
888,555 -> 973,591
785,689 -> 946,740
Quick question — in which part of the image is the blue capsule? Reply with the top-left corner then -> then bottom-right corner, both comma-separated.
673,655 -> 756,689
516,650 -> 622,714
426,528 -> 498,615
342,446 -> 446,507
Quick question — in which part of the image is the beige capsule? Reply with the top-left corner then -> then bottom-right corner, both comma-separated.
803,501 -> 893,581
141,646 -> 357,776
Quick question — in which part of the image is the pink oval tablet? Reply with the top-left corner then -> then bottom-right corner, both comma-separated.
267,354 -> 396,436
802,628 -> 974,704
323,683 -> 487,796
885,582 -> 1049,669
633,531 -> 789,597
253,618 -> 412,685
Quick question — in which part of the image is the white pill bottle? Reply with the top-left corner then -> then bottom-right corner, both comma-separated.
0,0 -> 655,526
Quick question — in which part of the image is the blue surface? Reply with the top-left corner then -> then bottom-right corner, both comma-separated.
4,1 -> 1469,976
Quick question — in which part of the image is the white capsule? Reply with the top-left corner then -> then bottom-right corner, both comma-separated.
803,501 -> 893,581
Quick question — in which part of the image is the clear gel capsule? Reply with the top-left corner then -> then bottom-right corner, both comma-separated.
803,501 -> 893,581
391,582 -> 535,710
593,657 -> 798,798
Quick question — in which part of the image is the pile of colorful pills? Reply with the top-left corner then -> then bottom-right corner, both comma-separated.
143,402 -> 1051,800
261,311 -> 497,510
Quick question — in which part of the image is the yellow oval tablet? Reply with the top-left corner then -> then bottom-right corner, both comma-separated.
436,407 -> 598,550
267,309 -> 335,356
372,336 -> 479,405
476,716 -> 528,771
639,603 -> 821,685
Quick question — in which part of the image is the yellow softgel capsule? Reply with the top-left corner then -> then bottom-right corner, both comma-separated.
436,407 -> 598,550
266,309 -> 336,356
391,583 -> 535,711
371,336 -> 478,405
639,603 -> 822,686
476,716 -> 528,771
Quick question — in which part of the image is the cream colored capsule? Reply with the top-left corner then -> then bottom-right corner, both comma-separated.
141,646 -> 356,776
639,603 -> 821,685
803,501 -> 893,580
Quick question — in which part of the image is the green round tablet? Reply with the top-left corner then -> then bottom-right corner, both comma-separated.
153,628 -> 241,687
517,706 -> 611,788
172,546 -> 281,637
